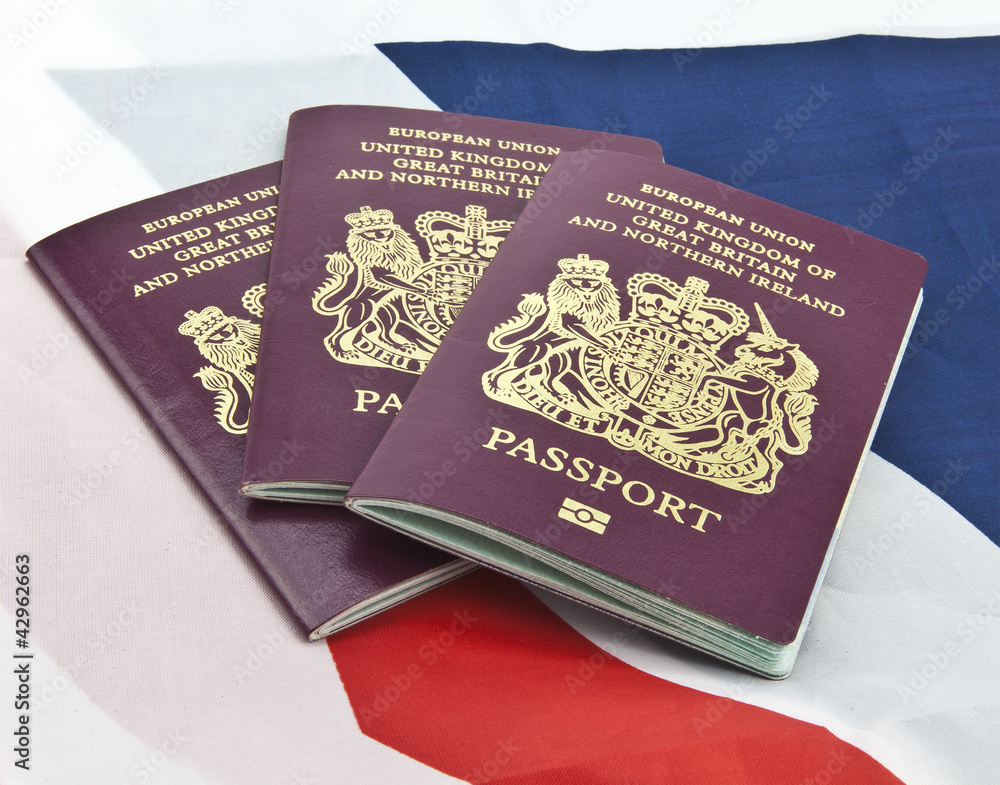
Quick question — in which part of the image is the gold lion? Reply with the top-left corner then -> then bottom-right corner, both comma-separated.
179,299 -> 261,435
485,254 -> 620,410
313,206 -> 436,360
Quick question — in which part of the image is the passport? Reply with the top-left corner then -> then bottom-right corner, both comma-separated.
241,105 -> 663,503
346,150 -> 928,677
28,162 -> 470,640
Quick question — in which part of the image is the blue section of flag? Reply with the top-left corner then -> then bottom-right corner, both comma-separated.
380,36 -> 999,542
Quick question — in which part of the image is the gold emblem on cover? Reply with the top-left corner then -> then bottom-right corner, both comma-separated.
558,498 -> 610,534
179,283 -> 266,434
312,204 -> 513,374
483,256 -> 819,493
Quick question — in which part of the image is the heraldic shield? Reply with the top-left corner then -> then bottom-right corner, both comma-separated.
312,204 -> 513,374
482,255 -> 820,494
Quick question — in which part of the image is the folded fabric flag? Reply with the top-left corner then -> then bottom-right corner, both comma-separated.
12,27 -> 997,785
330,569 -> 905,784
379,35 -> 1000,544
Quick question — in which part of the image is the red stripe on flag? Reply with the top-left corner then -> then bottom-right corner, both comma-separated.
328,571 -> 902,784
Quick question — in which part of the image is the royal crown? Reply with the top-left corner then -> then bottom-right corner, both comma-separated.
557,253 -> 609,278
626,274 -> 748,350
178,306 -> 229,343
415,205 -> 513,261
241,283 -> 266,319
345,206 -> 394,231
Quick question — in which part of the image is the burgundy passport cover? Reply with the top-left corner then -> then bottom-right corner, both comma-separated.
28,162 -> 465,640
241,105 -> 663,501
347,150 -> 927,668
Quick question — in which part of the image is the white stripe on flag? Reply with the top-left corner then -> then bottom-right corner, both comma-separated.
533,453 -> 1000,785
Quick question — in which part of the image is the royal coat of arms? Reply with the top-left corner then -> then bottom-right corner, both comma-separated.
312,204 -> 513,374
179,283 -> 266,435
482,255 -> 819,493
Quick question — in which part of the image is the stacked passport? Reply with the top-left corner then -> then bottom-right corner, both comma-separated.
30,105 -> 926,677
